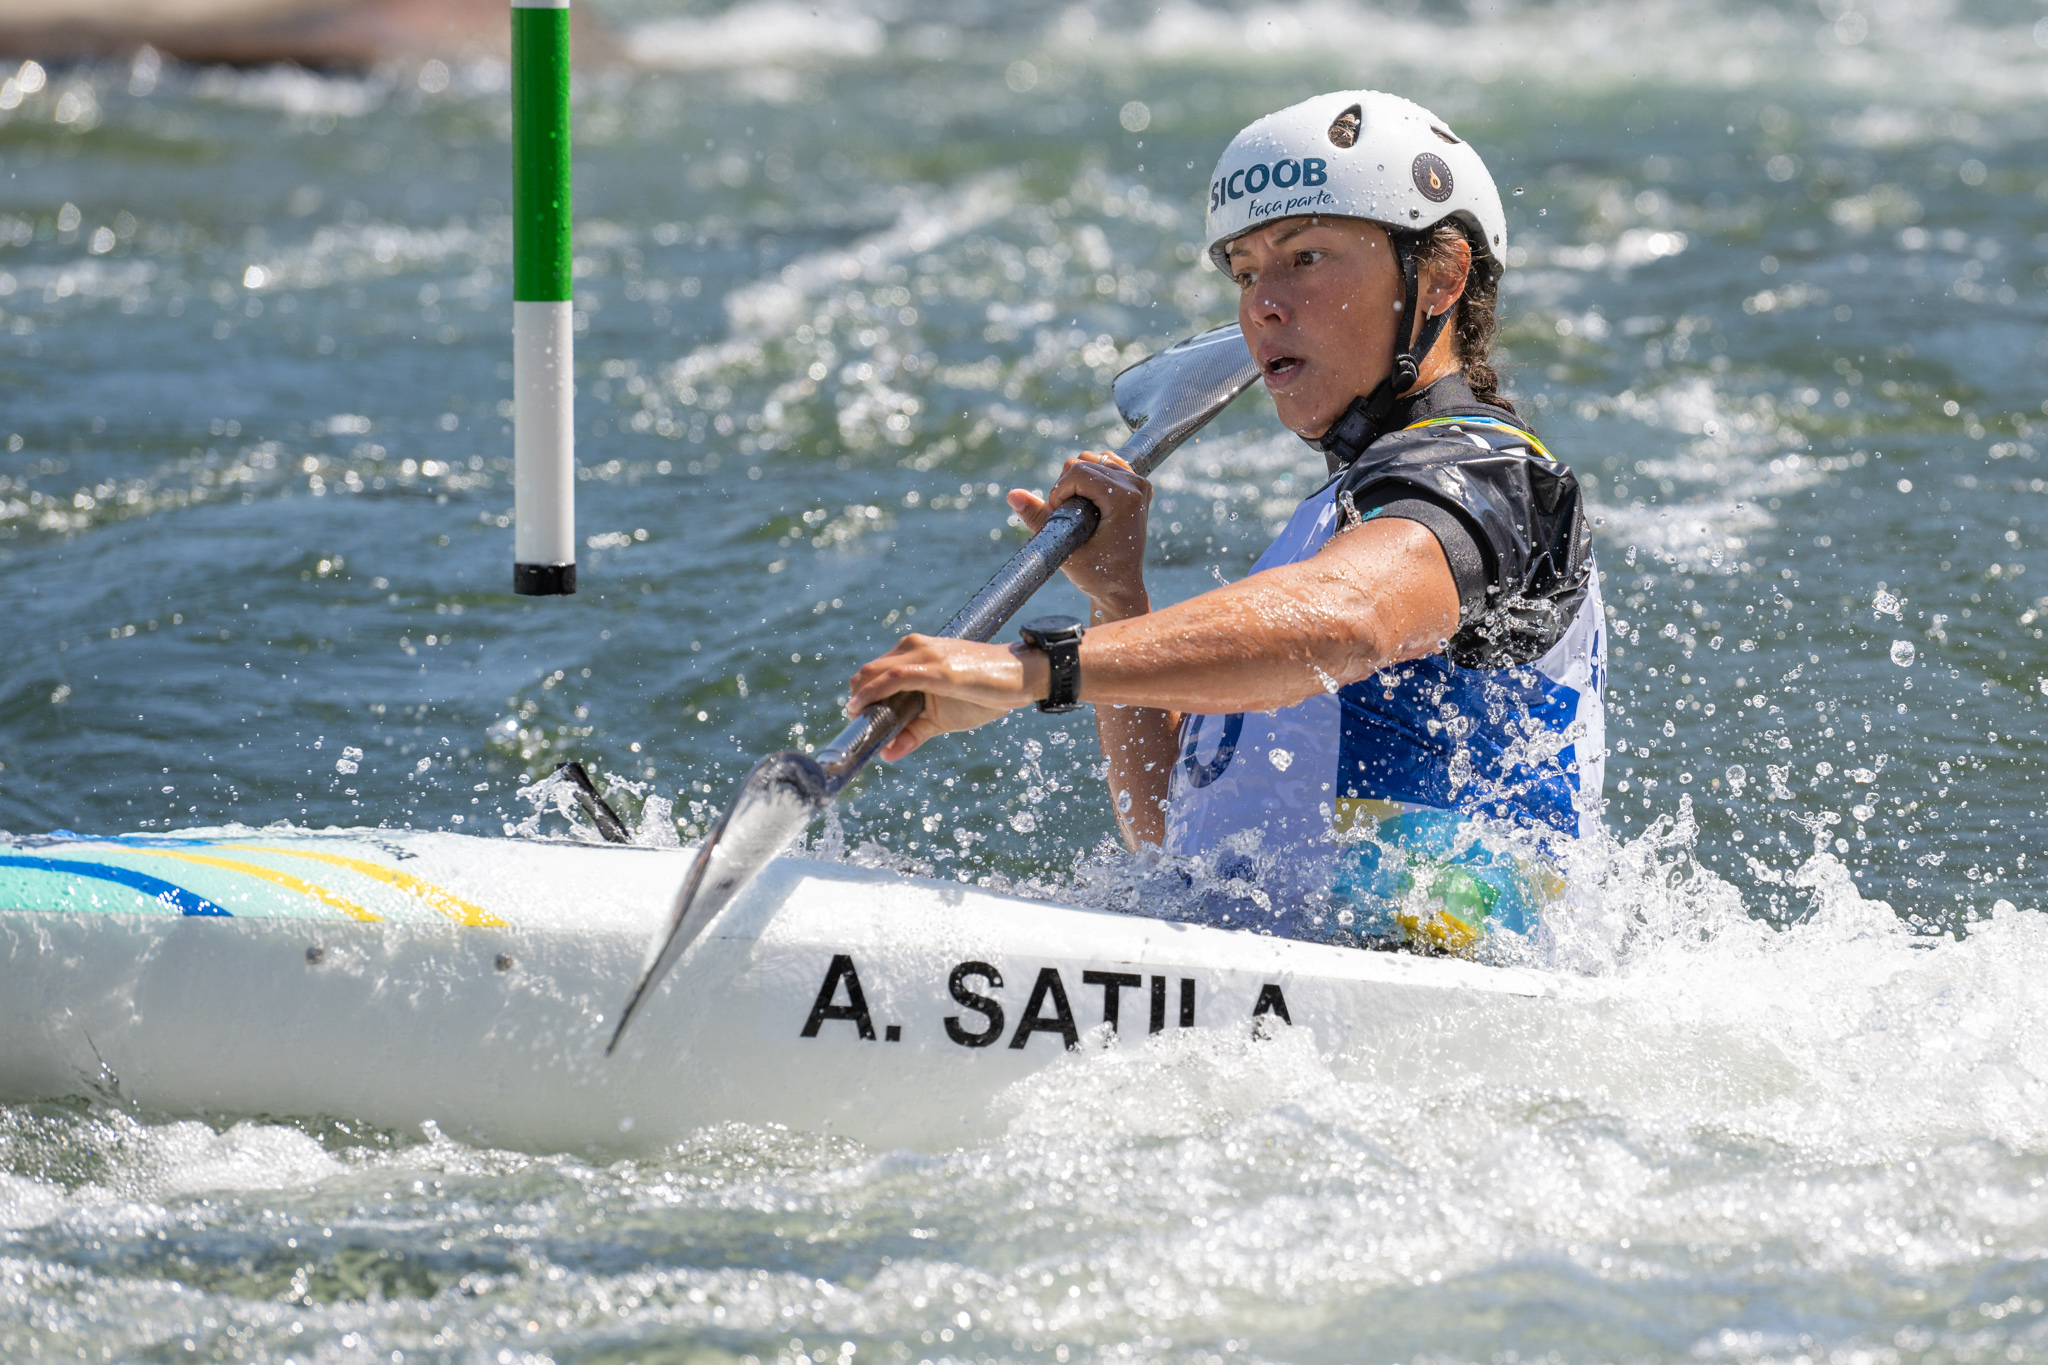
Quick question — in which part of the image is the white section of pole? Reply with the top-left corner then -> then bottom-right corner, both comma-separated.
513,299 -> 575,577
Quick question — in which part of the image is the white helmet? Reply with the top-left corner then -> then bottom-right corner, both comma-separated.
1203,90 -> 1507,276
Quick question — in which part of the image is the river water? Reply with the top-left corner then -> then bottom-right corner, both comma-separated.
4,0 -> 2048,1358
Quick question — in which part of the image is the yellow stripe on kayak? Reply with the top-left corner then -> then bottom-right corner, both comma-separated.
226,846 -> 505,928
134,850 -> 383,922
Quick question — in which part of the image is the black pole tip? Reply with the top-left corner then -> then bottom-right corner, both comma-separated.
514,562 -> 576,596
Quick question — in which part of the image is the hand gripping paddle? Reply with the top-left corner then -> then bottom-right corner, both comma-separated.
605,322 -> 1259,1053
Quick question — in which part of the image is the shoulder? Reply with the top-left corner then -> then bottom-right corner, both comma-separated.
1340,414 -> 1593,670
1364,413 -> 1561,468
1337,414 -> 1578,524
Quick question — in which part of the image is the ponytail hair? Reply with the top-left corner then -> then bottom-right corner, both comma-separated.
1417,220 -> 1516,417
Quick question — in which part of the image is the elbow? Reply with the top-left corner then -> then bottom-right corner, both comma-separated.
1332,607 -> 1402,687
1268,587 -> 1401,695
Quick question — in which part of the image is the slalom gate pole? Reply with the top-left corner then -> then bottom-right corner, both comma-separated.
511,0 -> 575,595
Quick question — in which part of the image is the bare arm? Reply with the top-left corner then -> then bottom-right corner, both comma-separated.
963,451 -> 1182,848
1083,590 -> 1180,850
1073,516 -> 1460,847
845,515 -> 1461,772
1072,516 -> 1460,713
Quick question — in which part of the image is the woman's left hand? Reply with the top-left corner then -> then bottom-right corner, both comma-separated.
844,635 -> 1045,761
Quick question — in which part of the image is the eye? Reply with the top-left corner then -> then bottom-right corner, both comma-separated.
1233,269 -> 1257,289
1294,249 -> 1322,267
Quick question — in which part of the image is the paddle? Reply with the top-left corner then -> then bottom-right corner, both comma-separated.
553,761 -> 630,844
604,321 -> 1260,1054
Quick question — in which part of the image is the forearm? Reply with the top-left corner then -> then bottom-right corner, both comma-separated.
1079,572 -> 1386,713
843,521 -> 1456,753
1075,519 -> 1457,715
1083,589 -> 1176,849
1096,704 -> 1177,850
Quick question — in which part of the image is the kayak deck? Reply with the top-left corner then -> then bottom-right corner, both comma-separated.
0,828 -> 1565,1152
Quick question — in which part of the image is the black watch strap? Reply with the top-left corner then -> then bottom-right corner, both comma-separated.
1019,614 -> 1085,714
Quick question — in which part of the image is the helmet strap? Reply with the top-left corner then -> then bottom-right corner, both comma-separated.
1315,230 -> 1456,472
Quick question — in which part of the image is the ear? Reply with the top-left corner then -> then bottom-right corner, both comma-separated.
1421,234 -> 1472,318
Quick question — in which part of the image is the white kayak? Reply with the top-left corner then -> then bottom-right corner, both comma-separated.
0,828 -> 1572,1152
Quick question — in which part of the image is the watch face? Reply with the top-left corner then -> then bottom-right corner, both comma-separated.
1023,614 -> 1084,643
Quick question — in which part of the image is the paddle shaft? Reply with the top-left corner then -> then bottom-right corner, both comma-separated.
809,416 -> 1185,793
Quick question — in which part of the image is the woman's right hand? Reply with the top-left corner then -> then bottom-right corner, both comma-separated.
1006,452 -> 1153,616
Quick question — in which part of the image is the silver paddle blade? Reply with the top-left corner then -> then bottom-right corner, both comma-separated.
1110,322 -> 1257,472
603,319 -> 1259,1055
605,752 -> 827,1055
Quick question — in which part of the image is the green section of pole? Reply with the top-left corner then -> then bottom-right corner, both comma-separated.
511,4 -> 572,303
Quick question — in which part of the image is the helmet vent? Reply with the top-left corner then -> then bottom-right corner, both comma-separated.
1431,125 -> 1460,145
1327,105 -> 1361,148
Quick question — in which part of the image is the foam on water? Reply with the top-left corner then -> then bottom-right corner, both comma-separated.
0,1111 -> 341,1234
1573,378 -> 1819,566
604,0 -> 2048,113
631,2 -> 890,69
189,66 -> 392,121
5,822 -> 2047,1360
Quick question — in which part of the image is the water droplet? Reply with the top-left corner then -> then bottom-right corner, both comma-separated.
1267,748 -> 1293,772
1889,640 -> 1916,667
1871,589 -> 1902,619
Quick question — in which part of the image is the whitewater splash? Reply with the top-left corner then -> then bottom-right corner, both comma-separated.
5,807 -> 2046,1360
518,742 -> 2048,1168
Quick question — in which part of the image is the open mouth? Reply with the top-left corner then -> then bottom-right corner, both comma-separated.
1264,355 -> 1303,380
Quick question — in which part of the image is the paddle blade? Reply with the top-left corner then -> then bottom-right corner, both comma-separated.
1110,321 -> 1258,471
604,750 -> 828,1054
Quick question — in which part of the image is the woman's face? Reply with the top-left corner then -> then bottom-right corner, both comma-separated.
1225,217 -> 1409,441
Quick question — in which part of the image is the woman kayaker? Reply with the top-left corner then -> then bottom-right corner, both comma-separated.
845,90 -> 1604,952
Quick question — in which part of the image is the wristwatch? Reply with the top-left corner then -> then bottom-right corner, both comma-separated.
1019,615 -> 1086,714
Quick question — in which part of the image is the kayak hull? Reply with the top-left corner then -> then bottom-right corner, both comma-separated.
0,829 -> 1562,1152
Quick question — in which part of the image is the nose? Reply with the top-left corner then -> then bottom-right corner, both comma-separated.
1243,283 -> 1291,328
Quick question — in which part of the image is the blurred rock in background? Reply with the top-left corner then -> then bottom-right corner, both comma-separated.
0,0 -> 612,68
